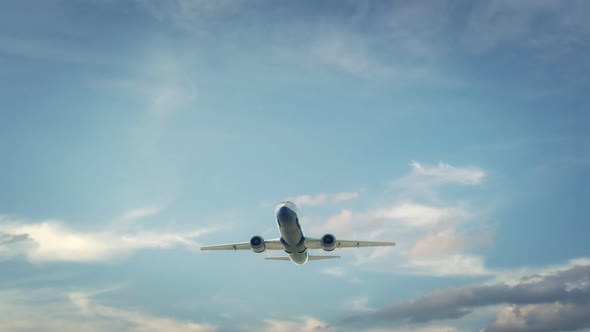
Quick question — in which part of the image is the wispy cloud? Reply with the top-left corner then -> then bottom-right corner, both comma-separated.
290,191 -> 360,207
396,161 -> 485,190
0,210 -> 216,263
0,287 -> 216,332
408,228 -> 493,259
243,317 -> 334,332
321,266 -> 347,278
69,291 -> 217,332
345,296 -> 375,313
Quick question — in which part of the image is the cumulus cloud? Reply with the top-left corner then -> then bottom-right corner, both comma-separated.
291,191 -> 360,207
0,212 -> 216,263
346,263 -> 590,332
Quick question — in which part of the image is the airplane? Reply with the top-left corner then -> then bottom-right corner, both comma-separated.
200,201 -> 395,265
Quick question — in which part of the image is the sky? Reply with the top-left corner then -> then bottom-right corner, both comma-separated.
0,0 -> 589,331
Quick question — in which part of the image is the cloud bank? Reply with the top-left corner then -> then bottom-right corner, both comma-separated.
347,262 -> 590,332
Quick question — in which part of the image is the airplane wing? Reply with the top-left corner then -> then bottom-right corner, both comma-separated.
201,238 -> 284,251
265,255 -> 340,261
304,238 -> 395,249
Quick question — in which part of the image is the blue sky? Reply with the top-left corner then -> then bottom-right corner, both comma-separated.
1,1 -> 589,331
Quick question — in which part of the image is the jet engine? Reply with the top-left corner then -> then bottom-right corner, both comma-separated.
249,235 -> 266,253
321,234 -> 336,251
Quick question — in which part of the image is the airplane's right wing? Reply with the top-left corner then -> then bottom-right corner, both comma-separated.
304,238 -> 395,249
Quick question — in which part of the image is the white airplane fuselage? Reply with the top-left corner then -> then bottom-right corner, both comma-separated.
274,201 -> 308,265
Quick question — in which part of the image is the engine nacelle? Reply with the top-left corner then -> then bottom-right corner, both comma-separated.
249,235 -> 266,253
321,234 -> 336,251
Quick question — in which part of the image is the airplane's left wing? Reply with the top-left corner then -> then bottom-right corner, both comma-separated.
201,238 -> 284,251
304,238 -> 395,249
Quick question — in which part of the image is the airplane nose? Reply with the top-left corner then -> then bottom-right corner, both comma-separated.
277,206 -> 296,223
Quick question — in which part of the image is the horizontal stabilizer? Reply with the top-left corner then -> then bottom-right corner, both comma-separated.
265,256 -> 291,261
308,255 -> 340,260
265,255 -> 340,261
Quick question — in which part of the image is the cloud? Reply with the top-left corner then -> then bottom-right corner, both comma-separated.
119,206 -> 162,222
310,202 -> 466,236
485,303 -> 590,332
306,162 -> 491,277
321,266 -> 347,278
346,296 -> 375,313
0,212 -> 216,263
397,162 -> 485,189
374,202 -> 467,228
362,327 -> 459,332
245,316 -> 459,332
69,291 -> 217,332
346,262 -> 590,332
401,254 -> 490,277
0,287 -> 217,332
243,317 -> 335,332
0,233 -> 35,259
291,191 -> 360,207
408,228 -> 493,258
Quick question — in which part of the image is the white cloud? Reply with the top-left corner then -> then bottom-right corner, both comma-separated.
374,202 -> 467,228
402,161 -> 486,185
291,191 -> 360,207
0,212 -> 216,263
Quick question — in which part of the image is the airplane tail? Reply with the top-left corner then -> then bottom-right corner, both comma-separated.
265,256 -> 340,261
